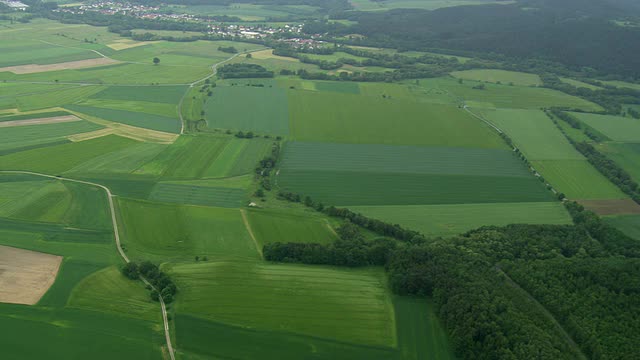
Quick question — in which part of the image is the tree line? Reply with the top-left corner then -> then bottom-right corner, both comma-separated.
217,63 -> 274,79
121,261 -> 178,303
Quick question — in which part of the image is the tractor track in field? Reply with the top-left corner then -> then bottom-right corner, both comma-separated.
0,170 -> 176,360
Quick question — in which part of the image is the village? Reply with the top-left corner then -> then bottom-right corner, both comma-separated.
52,1 -> 315,44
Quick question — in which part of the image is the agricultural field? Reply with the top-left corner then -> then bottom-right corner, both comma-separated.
598,142 -> 640,182
570,112 -> 640,142
170,261 -> 396,346
288,90 -> 506,148
350,202 -> 572,237
278,141 -> 551,206
451,69 -> 542,86
2,12 -> 638,360
204,84 -> 289,135
349,0 -> 509,11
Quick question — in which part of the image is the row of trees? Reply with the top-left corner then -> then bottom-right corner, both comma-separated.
264,222 -> 396,267
217,63 -> 274,79
121,261 -> 177,303
277,191 -> 424,242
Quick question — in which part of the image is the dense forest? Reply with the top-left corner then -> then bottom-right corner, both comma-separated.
265,195 -> 640,359
327,0 -> 640,78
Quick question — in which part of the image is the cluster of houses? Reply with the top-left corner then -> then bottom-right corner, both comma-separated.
206,24 -> 303,39
0,0 -> 28,11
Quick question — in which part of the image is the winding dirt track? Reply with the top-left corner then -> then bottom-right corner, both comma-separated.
0,170 -> 175,360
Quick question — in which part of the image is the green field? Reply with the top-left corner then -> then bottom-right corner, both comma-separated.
148,182 -> 247,207
605,214 -> 640,240
288,90 -> 506,148
278,141 -> 550,206
350,202 -> 571,237
65,142 -> 168,175
480,108 -> 584,160
137,135 -> 272,179
119,198 -> 259,261
560,77 -> 602,90
0,135 -> 137,174
65,104 -> 181,133
68,266 -> 160,321
411,77 -> 602,110
0,305 -> 162,359
170,261 -> 396,347
531,160 -> 627,200
205,85 -> 289,135
599,142 -> 640,182
0,120 -> 102,154
91,85 -> 187,104
278,170 -> 553,206
451,69 -> 542,86
350,0 -> 506,11
571,112 -> 640,142
281,142 -> 529,177
245,208 -> 338,246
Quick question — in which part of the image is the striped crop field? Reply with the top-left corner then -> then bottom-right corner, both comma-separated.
170,261 -> 396,347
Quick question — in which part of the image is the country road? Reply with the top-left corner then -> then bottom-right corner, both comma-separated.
0,170 -> 176,360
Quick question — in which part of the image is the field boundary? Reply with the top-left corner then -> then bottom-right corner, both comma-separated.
463,105 -> 503,134
0,170 -> 176,360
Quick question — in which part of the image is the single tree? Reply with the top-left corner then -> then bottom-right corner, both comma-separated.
246,53 -> 252,59
153,57 -> 160,65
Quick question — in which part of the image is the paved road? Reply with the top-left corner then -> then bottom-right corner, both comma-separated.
0,170 -> 176,360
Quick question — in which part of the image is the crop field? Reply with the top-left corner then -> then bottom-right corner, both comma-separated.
279,170 -> 552,206
281,142 -> 529,177
145,135 -> 273,179
411,77 -> 602,110
605,215 -> 640,240
148,182 -> 247,208
599,142 -> 640,182
350,202 -> 572,236
170,261 -> 396,346
288,90 -> 506,148
570,112 -> 640,142
531,160 -> 627,200
451,69 -> 542,86
66,142 -> 167,175
91,85 -> 187,104
118,198 -> 259,261
578,199 -> 640,216
279,141 -> 550,206
205,85 -> 289,135
479,109 -> 584,160
0,135 -> 137,174
0,39 -> 100,68
560,77 -> 602,90
245,208 -> 338,246
65,104 -> 180,134
68,266 -> 160,321
0,305 -> 162,359
77,99 -> 177,118
0,120 -> 102,154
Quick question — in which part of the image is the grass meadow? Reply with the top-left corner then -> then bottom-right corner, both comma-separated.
0,120 -> 102,154
605,215 -> 640,240
66,104 -> 181,134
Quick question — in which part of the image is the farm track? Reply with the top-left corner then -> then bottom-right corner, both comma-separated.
0,170 -> 176,360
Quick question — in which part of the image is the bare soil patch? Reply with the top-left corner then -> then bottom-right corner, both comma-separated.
0,245 -> 62,305
578,198 -> 640,215
0,115 -> 80,128
107,39 -> 156,51
0,58 -> 119,74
